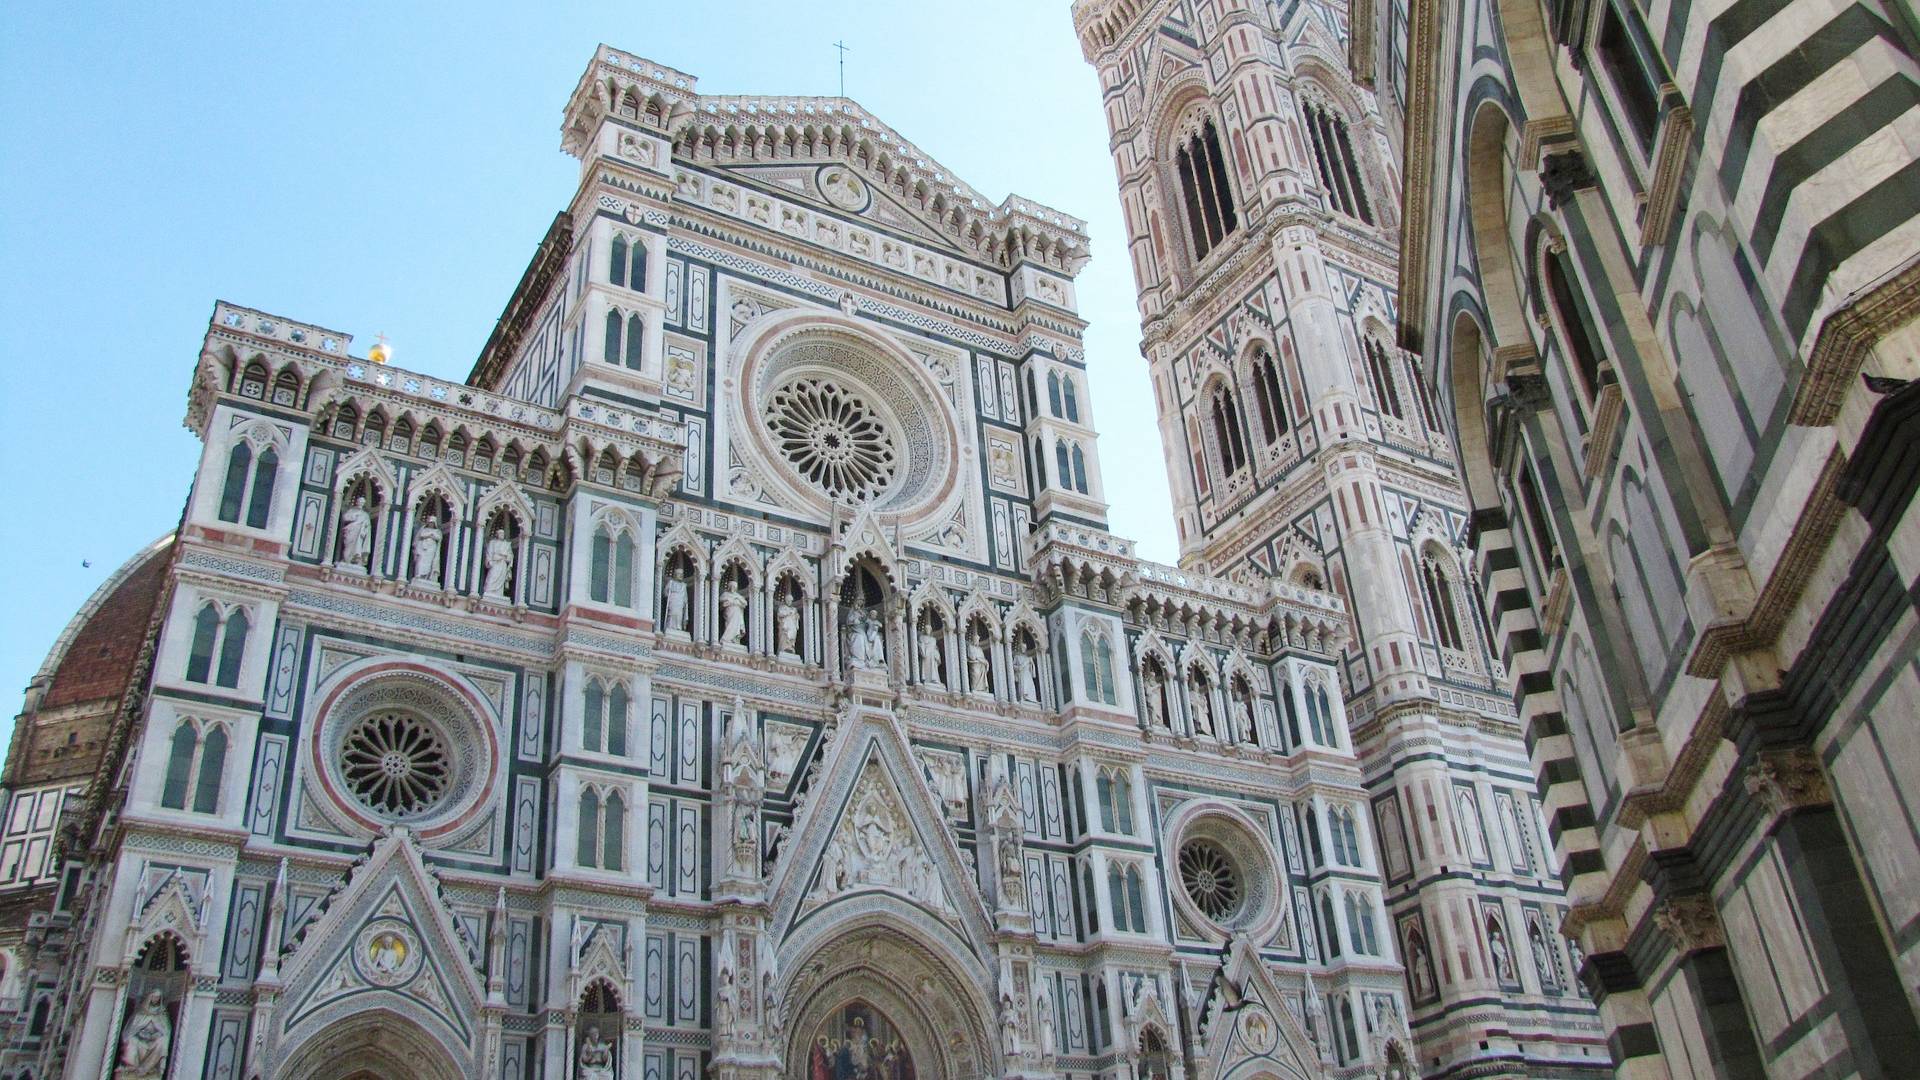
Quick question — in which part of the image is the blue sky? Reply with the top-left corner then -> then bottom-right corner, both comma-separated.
0,1 -> 1177,744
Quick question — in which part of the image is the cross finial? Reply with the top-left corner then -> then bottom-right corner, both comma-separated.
834,40 -> 850,98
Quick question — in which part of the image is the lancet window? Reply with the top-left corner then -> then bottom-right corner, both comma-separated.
160,718 -> 228,813
1302,97 -> 1374,224
1174,115 -> 1238,261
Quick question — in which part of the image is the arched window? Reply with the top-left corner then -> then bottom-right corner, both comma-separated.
625,313 -> 644,369
1543,247 -> 1607,406
1347,894 -> 1380,955
584,679 -> 604,751
185,604 -> 220,684
1107,864 -> 1127,929
589,524 -> 636,607
161,720 -> 226,813
1096,770 -> 1115,831
1421,553 -> 1467,652
1251,348 -> 1288,443
1338,996 -> 1361,1060
185,603 -> 248,689
1112,771 -> 1134,834
1082,862 -> 1100,934
1062,376 -> 1080,423
162,722 -> 196,809
603,309 -> 623,365
216,608 -> 248,688
578,788 -> 601,868
1363,337 -> 1405,419
1306,806 -> 1325,866
1319,892 -> 1342,958
1174,116 -> 1238,261
1070,444 -> 1088,493
610,234 -> 647,291
606,683 -> 629,757
1302,98 -> 1374,224
218,441 -> 251,522
1210,385 -> 1248,475
1125,866 -> 1147,931
1047,371 -> 1064,417
602,790 -> 626,871
1054,441 -> 1071,490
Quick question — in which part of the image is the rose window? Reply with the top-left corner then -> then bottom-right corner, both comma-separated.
765,377 -> 898,501
341,710 -> 452,817
1179,839 -> 1243,921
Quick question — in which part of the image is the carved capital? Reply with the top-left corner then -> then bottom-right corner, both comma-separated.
1652,894 -> 1724,955
1743,748 -> 1832,816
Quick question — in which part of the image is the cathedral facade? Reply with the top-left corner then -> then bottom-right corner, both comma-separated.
1379,0 -> 1920,1073
0,8 -> 1622,1080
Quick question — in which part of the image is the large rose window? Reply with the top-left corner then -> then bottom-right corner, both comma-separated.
341,710 -> 452,817
1179,838 -> 1244,921
765,377 -> 898,501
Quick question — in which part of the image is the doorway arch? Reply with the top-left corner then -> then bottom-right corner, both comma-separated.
780,917 -> 994,1080
276,1008 -> 465,1080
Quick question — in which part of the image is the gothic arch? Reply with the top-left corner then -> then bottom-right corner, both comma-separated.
1465,99 -> 1533,361
1446,308 -> 1502,512
276,1007 -> 465,1080
779,919 -> 995,1080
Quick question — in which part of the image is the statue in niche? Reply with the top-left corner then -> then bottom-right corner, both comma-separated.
1488,918 -> 1514,982
1035,986 -> 1056,1058
1190,679 -> 1214,736
846,605 -> 881,669
1232,692 -> 1255,743
1528,921 -> 1555,986
719,706 -> 765,877
719,576 -> 748,647
338,494 -> 372,568
482,525 -> 514,600
411,510 -> 443,585
996,829 -> 1025,910
1141,665 -> 1165,727
775,590 -> 801,659
917,625 -> 944,687
578,1025 -> 614,1080
1407,931 -> 1435,999
1013,643 -> 1039,704
966,635 -> 990,692
115,990 -> 171,1079
663,566 -> 690,634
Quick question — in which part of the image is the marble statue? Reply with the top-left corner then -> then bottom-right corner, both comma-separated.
115,990 -> 171,1079
1014,646 -> 1038,703
774,594 -> 799,658
1142,668 -> 1165,727
338,495 -> 372,567
1489,919 -> 1514,982
1190,682 -> 1214,735
719,579 -> 747,647
578,1024 -> 614,1080
664,568 -> 690,634
1035,986 -> 1057,1058
1232,694 -> 1254,743
861,607 -> 885,668
411,511 -> 442,584
918,626 -> 943,687
966,637 -> 989,692
482,526 -> 513,600
996,830 -> 1025,909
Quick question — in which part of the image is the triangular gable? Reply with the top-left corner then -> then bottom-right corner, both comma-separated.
768,711 -> 993,952
1196,939 -> 1323,1079
719,162 -> 963,252
275,830 -> 486,1069
832,503 -> 900,582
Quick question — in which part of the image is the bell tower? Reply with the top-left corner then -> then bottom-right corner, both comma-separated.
1077,0 -> 1608,1074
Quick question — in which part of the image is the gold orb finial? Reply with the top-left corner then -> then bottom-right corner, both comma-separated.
369,333 -> 392,366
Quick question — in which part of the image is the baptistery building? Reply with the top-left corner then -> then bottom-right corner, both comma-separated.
0,4 -> 1633,1078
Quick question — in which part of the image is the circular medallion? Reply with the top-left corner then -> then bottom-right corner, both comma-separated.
1240,1006 -> 1277,1053
818,166 -> 871,212
355,923 -> 422,986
